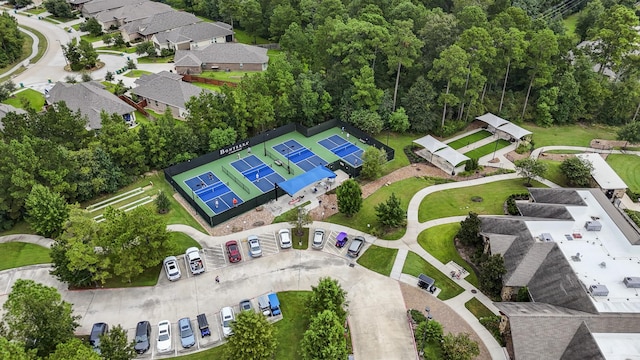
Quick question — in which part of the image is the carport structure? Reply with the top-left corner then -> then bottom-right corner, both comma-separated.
576,153 -> 628,199
476,112 -> 532,142
413,135 -> 470,175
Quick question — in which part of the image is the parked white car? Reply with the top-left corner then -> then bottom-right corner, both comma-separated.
278,229 -> 292,249
312,228 -> 326,249
220,306 -> 235,337
157,320 -> 172,353
163,256 -> 181,281
248,235 -> 262,257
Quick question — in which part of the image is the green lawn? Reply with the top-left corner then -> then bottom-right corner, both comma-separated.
417,224 -> 478,287
328,177 -> 438,239
124,69 -> 152,78
0,242 -> 51,271
71,23 -> 81,31
197,70 -> 256,83
539,159 -> 568,187
523,122 -> 618,148
192,82 -> 222,92
2,88 -> 45,111
418,179 -> 544,222
374,132 -> 416,174
84,173 -> 207,234
169,231 -> 202,252
25,7 -> 47,14
96,45 -> 137,54
356,245 -> 398,276
234,29 -> 270,44
402,251 -> 464,300
0,221 -> 32,236
543,150 -> 584,154
292,228 -> 309,250
464,298 -> 494,319
137,55 -> 174,64
173,291 -> 311,360
79,33 -> 104,43
447,130 -> 492,150
267,49 -> 284,62
607,154 -> 640,193
463,139 -> 511,159
563,12 -> 581,44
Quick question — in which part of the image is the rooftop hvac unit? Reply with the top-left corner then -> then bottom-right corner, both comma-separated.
589,284 -> 609,296
585,220 -> 602,231
623,277 -> 640,288
540,233 -> 554,242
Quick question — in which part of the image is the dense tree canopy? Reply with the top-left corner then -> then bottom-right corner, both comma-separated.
1,279 -> 80,358
0,13 -> 24,68
336,179 -> 362,217
226,310 -> 277,360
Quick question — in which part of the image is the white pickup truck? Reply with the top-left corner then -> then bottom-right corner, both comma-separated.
185,247 -> 205,275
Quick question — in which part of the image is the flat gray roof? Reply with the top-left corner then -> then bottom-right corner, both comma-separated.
577,153 -> 627,190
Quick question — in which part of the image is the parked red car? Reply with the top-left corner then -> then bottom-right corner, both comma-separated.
226,240 -> 242,263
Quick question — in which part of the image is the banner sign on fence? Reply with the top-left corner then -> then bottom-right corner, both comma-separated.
219,141 -> 250,156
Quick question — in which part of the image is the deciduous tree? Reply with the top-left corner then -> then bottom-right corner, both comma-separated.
336,179 -> 362,217
79,18 -> 103,37
479,254 -> 507,298
44,0 -> 73,18
309,277 -> 347,321
388,107 -> 410,133
226,309 -> 277,360
375,193 -> 406,229
456,212 -> 481,247
560,157 -> 593,187
1,279 -> 80,358
300,310 -> 347,360
618,121 -> 640,145
0,337 -> 37,360
98,324 -> 136,360
25,184 -> 69,238
208,127 -> 237,151
47,338 -> 100,360
360,146 -> 386,180
514,158 -> 546,186
441,332 -> 480,360
135,42 -> 156,57
588,5 -> 639,76
384,19 -> 423,111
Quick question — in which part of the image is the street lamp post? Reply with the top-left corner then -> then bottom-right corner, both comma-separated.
419,307 -> 432,357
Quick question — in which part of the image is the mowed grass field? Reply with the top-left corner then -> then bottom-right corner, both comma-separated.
463,139 -> 511,159
356,245 -> 398,276
402,251 -> 464,300
523,122 -> 618,148
606,154 -> 640,193
417,223 -> 478,286
447,130 -> 492,150
418,179 -> 545,222
2,88 -> 45,111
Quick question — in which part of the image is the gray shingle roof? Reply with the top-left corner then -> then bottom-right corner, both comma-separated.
504,242 -> 555,286
0,104 -> 27,130
481,217 -> 535,278
132,71 -> 210,110
174,52 -> 202,67
136,11 -> 200,36
495,302 -> 640,360
529,188 -> 587,205
560,322 -> 605,360
175,43 -> 268,65
95,1 -> 172,24
527,244 -> 598,314
83,0 -> 146,16
154,22 -> 233,45
516,202 -> 574,220
46,82 -> 134,130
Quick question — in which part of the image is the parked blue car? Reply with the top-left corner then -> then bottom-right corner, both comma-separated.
178,318 -> 195,348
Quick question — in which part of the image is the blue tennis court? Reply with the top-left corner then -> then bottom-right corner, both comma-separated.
184,171 -> 220,191
273,140 -> 328,172
231,155 -> 285,193
318,135 -> 364,167
192,181 -> 244,214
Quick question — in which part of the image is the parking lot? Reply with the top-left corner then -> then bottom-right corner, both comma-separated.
0,224 -> 401,359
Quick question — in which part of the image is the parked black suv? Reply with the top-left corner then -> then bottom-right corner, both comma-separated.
89,322 -> 108,354
134,321 -> 151,354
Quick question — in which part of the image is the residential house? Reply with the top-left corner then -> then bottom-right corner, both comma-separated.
94,1 -> 172,31
0,104 -> 27,130
46,82 -> 135,130
131,71 -> 210,119
174,43 -> 269,74
477,188 -> 640,359
152,22 -> 233,51
69,0 -> 92,11
121,10 -> 200,42
81,0 -> 147,18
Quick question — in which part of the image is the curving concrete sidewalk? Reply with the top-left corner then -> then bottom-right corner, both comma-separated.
0,233 -> 53,248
